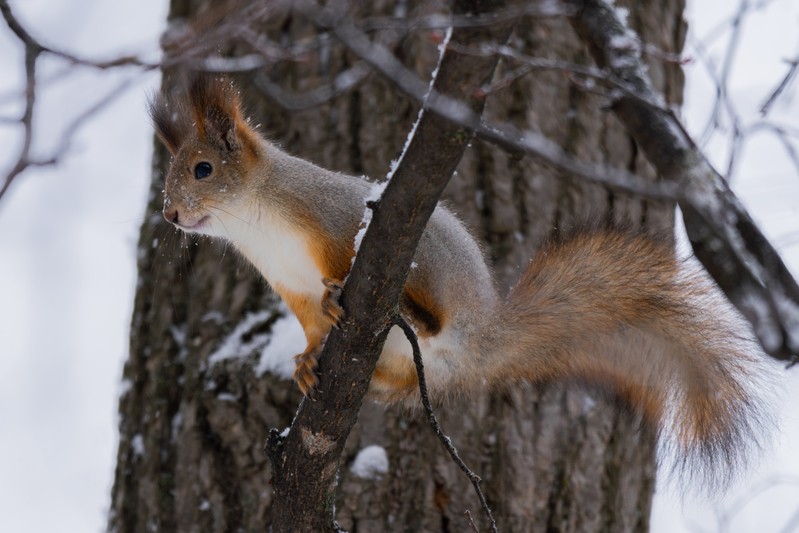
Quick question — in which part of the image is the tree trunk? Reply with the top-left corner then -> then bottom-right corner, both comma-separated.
110,0 -> 686,531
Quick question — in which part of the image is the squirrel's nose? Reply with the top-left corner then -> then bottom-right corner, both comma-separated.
163,208 -> 179,224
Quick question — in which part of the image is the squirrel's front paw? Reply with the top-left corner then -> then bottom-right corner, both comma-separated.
293,344 -> 322,397
321,278 -> 345,328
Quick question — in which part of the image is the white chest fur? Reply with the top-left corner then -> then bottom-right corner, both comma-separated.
211,206 -> 324,298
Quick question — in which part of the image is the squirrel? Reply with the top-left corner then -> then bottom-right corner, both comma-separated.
150,75 -> 768,475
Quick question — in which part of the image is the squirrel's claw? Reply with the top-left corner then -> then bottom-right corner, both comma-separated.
293,343 -> 322,397
321,278 -> 345,328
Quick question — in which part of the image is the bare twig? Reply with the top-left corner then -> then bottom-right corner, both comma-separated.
356,2 -> 576,32
0,0 -> 160,203
0,7 -> 152,202
465,510 -> 481,533
709,475 -> 799,532
760,56 -> 799,116
0,0 -> 682,204
394,316 -> 497,533
693,0 -> 777,53
686,1 -> 798,183
0,0 -> 154,69
697,0 -> 748,146
453,41 -> 669,110
738,121 -> 799,176
317,11 -> 680,200
688,33 -> 747,179
0,3 -> 41,201
253,62 -> 372,111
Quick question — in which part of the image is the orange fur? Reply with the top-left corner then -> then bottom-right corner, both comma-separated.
275,285 -> 334,394
306,228 -> 355,283
401,283 -> 446,337
373,359 -> 418,399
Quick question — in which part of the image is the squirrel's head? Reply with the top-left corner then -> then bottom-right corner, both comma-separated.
149,75 -> 261,236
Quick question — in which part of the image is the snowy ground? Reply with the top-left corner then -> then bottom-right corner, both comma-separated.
0,1 -> 797,531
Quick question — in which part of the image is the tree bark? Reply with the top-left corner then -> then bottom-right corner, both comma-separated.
110,0 -> 686,531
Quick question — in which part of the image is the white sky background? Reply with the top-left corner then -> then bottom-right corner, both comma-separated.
0,1 -> 797,532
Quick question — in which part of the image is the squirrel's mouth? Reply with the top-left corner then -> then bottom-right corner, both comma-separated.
177,215 -> 209,232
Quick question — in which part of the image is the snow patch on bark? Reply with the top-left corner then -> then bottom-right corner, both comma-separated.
350,445 -> 389,479
209,310 -> 272,365
256,312 -> 305,380
131,434 -> 145,457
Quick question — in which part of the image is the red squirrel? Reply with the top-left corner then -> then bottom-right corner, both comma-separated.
151,75 -> 768,472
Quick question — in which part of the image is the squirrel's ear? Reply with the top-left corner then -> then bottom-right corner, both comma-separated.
188,75 -> 245,153
148,92 -> 186,155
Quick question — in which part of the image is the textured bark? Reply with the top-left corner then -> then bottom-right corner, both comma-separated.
110,0 -> 686,531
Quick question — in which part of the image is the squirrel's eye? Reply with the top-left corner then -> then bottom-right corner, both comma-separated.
194,162 -> 213,180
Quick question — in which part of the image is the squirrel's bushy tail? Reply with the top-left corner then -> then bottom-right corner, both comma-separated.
487,229 -> 771,485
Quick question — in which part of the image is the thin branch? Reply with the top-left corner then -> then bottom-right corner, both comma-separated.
393,315 -> 497,533
459,41 -> 670,111
357,2 -> 576,33
0,11 -> 40,201
688,11 -> 799,182
465,510 -> 481,533
321,12 -> 680,200
253,62 -> 372,111
0,0 -> 43,52
54,75 -> 145,159
0,0 -> 154,69
0,0 -> 160,203
693,0 -> 777,52
734,120 -> 799,178
698,0 -> 748,145
641,42 -> 688,65
760,55 -> 799,116
710,475 -> 799,532
0,56 -> 149,203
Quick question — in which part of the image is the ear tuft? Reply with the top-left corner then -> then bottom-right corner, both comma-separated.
187,74 -> 245,152
148,90 -> 189,155
149,74 -> 254,155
